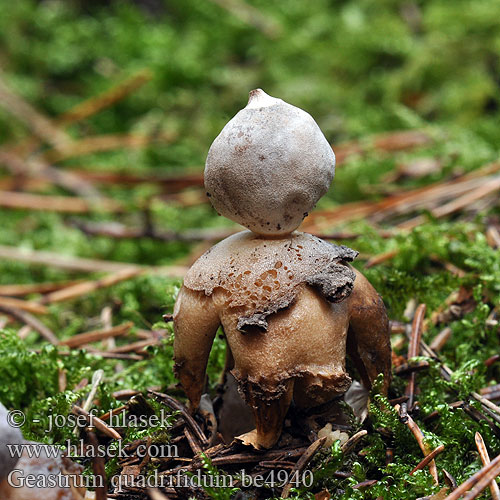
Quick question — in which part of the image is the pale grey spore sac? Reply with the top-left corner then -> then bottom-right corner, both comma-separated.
204,90 -> 335,235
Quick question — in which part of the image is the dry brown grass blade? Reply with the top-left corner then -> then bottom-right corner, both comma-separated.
0,303 -> 58,344
72,405 -> 122,440
0,73 -> 72,151
429,327 -> 452,352
57,69 -> 153,125
474,432 -> 500,500
410,445 -> 445,475
282,437 -> 327,498
69,169 -> 205,191
0,150 -> 102,199
334,129 -> 433,164
0,190 -> 121,213
395,404 -> 438,484
86,431 -> 108,500
302,161 -> 500,232
43,132 -> 177,163
445,452 -> 500,500
405,304 -> 427,407
0,296 -> 48,315
399,175 -> 500,230
40,268 -> 144,304
0,280 -> 84,297
71,218 -> 235,243
59,321 -> 134,348
0,244 -> 188,276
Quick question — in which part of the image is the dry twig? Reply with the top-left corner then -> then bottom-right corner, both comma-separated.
0,296 -> 48,315
0,303 -> 58,344
0,244 -> 188,276
474,432 -> 500,500
60,322 -> 133,348
0,151 -> 102,199
0,73 -> 72,151
405,304 -> 427,407
0,280 -> 84,297
444,452 -> 500,500
410,445 -> 445,475
0,190 -> 121,213
41,268 -> 143,304
87,431 -> 108,500
58,69 -> 152,125
43,132 -> 177,163
72,405 -> 122,441
396,404 -> 438,484
282,437 -> 326,498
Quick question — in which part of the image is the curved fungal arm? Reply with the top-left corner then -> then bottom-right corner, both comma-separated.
347,268 -> 392,394
173,286 -> 221,410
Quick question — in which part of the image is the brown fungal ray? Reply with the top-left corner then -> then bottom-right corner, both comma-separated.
183,230 -> 357,333
173,286 -> 220,411
346,268 -> 392,394
174,231 -> 390,449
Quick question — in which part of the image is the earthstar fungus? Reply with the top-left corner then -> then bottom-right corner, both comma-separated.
173,89 -> 391,449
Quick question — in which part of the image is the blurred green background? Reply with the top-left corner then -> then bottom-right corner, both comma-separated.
1,5 -> 500,495
1,0 -> 499,158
